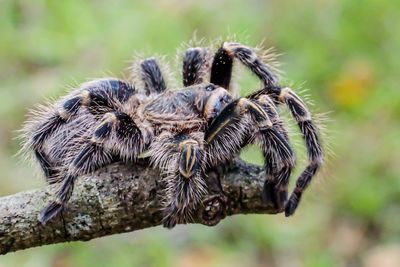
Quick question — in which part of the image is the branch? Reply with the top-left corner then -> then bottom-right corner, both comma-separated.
0,160 -> 279,255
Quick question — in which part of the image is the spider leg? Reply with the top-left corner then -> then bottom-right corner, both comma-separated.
39,111 -> 143,224
31,79 -> 135,148
210,46 -> 233,90
253,94 -> 295,210
34,149 -> 60,181
140,58 -> 167,94
150,132 -> 206,228
277,87 -> 324,216
210,42 -> 278,90
182,47 -> 209,86
27,79 -> 135,181
209,42 -> 324,214
205,98 -> 295,211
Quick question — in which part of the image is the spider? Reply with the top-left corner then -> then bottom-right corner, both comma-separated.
22,41 -> 324,228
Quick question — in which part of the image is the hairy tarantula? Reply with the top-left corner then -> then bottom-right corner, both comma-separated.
22,42 -> 324,228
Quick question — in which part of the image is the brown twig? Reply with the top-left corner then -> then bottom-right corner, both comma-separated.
0,160 -> 278,255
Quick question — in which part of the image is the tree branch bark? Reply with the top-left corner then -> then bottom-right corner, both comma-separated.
0,160 -> 279,255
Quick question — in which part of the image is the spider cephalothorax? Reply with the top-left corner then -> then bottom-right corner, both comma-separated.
22,42 -> 324,228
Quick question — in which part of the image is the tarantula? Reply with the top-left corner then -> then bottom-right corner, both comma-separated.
22,42 -> 324,228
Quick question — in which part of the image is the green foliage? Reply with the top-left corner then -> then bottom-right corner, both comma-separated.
0,0 -> 399,266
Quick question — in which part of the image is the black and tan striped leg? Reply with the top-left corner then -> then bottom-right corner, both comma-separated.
210,42 -> 278,90
257,127 -> 295,211
29,94 -> 86,182
152,133 -> 206,228
39,111 -> 143,224
182,47 -> 209,86
30,113 -> 67,182
86,78 -> 136,106
30,78 -> 135,148
140,58 -> 167,95
205,98 -> 295,210
251,94 -> 294,210
277,87 -> 324,216
29,79 -> 135,181
34,149 -> 59,182
245,99 -> 295,211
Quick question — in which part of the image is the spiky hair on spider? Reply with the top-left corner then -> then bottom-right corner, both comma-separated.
21,41 -> 324,228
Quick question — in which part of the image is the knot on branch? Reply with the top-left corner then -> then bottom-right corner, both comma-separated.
200,194 -> 228,226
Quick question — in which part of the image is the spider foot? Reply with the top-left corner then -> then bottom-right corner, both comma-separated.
162,214 -> 179,229
284,191 -> 300,217
162,206 -> 187,229
262,180 -> 287,212
200,194 -> 227,226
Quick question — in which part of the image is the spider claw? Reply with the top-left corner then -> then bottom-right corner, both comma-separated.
162,206 -> 185,229
39,201 -> 63,224
262,180 -> 287,212
162,217 -> 177,229
262,180 -> 277,207
284,193 -> 299,217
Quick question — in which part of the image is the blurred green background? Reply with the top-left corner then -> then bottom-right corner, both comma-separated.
1,0 -> 399,266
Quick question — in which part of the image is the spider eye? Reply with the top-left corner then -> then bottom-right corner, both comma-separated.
205,84 -> 216,91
